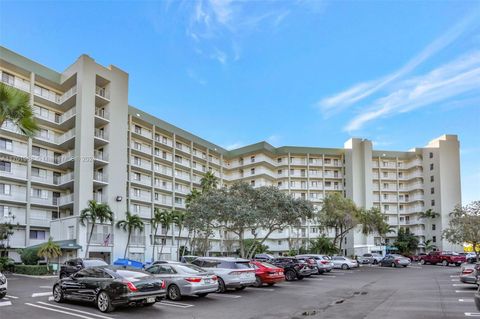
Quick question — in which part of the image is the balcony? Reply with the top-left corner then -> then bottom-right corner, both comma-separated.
0,166 -> 27,181
54,150 -> 75,167
130,235 -> 146,246
1,120 -> 24,136
1,72 -> 30,92
56,129 -> 76,148
90,232 -> 114,246
55,172 -> 74,186
95,86 -> 110,106
131,142 -> 152,156
94,129 -> 109,146
0,143 -> 28,158
95,108 -> 110,126
30,196 -> 57,207
130,191 -> 152,202
93,172 -> 108,184
94,150 -> 109,162
57,193 -> 74,206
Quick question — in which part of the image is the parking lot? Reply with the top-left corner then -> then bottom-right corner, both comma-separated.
1,264 -> 479,319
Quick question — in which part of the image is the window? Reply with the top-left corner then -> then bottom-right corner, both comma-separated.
399,205 -> 404,211
278,169 -> 282,175
431,187 -> 434,194
383,183 -> 388,189
154,192 -> 159,200
134,141 -> 141,150
430,163 -> 434,171
68,226 -> 75,239
277,240 -> 282,245
432,224 -> 436,231
176,142 -> 182,149
398,172 -> 403,178
0,161 -> 11,172
0,138 -> 13,151
0,206 -> 9,217
311,181 -> 318,188
429,152 -> 433,159
432,236 -> 436,243
324,158 -> 331,164
431,199 -> 435,206
30,230 -> 46,240
133,156 -> 141,166
31,167 -> 46,178
31,188 -> 48,199
0,184 -> 11,195
175,155 -> 182,163
334,159 -> 339,166
162,136 -> 168,144
383,204 -> 389,211
132,204 -> 140,213
251,168 -> 255,175
175,197 -> 183,204
250,180 -> 255,186
383,194 -> 388,200
133,188 -> 140,197
277,181 -> 282,187
154,148 -> 160,156
383,172 -> 388,178
1,72 -> 14,85
134,172 -> 141,181
250,156 -> 255,163
134,125 -> 142,134
325,181 -> 331,187
430,176 -> 434,182
277,158 -> 282,163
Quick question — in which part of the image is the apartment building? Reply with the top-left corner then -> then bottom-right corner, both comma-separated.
0,46 -> 462,262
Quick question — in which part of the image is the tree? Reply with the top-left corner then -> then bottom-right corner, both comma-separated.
116,211 -> 144,259
79,200 -> 113,258
158,209 -> 176,258
0,212 -> 18,253
200,171 -> 218,192
150,208 -> 163,262
0,82 -> 38,137
245,187 -> 314,259
238,239 -> 269,257
358,206 -> 390,237
317,193 -> 360,251
443,201 -> 480,262
393,228 -> 419,255
37,237 -> 62,268
419,209 -> 440,219
309,235 -> 338,255
424,239 -> 436,252
173,210 -> 187,260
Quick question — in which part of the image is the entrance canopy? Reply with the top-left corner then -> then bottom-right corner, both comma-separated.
27,239 -> 82,250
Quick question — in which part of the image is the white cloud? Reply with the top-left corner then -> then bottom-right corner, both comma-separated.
317,10 -> 480,113
344,51 -> 480,131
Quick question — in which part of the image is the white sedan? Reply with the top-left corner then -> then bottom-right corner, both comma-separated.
331,256 -> 359,270
0,272 -> 7,299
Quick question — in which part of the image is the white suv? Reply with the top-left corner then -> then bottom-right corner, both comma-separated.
192,257 -> 256,293
0,272 -> 7,299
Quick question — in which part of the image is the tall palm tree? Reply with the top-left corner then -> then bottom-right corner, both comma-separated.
158,209 -> 176,258
116,211 -> 144,259
150,208 -> 163,262
419,209 -> 439,219
79,200 -> 113,258
200,171 -> 218,192
0,83 -> 38,137
173,211 -> 186,259
37,237 -> 62,269
185,188 -> 201,208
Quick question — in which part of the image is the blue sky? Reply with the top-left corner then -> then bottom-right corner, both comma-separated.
0,0 -> 479,203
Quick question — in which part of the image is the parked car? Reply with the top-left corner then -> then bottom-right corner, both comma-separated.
459,263 -> 480,285
466,253 -> 478,264
419,251 -> 466,266
250,261 -> 285,287
475,285 -> 480,312
331,256 -> 359,270
180,255 -> 198,264
360,253 -> 383,265
295,256 -> 319,274
268,257 -> 314,280
0,271 -> 7,299
191,257 -> 255,293
253,253 -> 275,262
145,262 -> 218,300
379,254 -> 411,267
59,258 -> 108,278
53,266 -> 166,312
296,254 -> 334,273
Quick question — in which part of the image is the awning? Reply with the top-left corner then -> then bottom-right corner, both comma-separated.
27,239 -> 82,250
386,246 -> 399,251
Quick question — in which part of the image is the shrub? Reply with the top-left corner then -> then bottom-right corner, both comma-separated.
14,264 -> 50,276
0,256 -> 14,272
19,248 -> 41,265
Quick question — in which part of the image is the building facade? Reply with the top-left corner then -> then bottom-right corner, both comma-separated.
0,46 -> 462,262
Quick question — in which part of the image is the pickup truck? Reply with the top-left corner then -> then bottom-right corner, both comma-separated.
419,251 -> 466,266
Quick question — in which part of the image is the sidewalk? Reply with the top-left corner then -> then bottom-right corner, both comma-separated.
9,273 -> 58,279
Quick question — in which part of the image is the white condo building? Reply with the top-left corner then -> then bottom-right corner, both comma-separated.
0,46 -> 462,263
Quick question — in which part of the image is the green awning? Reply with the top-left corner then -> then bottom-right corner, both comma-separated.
386,246 -> 399,251
27,239 -> 82,250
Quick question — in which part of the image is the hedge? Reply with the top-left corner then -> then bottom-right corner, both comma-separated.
14,265 -> 50,276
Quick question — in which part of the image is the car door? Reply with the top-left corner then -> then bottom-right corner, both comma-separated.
62,269 -> 90,300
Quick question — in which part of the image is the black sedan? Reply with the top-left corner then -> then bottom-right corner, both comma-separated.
59,258 -> 108,278
53,266 -> 166,312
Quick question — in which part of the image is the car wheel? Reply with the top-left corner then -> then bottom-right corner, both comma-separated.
455,263 -> 461,267
391,262 -> 396,268
197,293 -> 209,298
59,273 -> 67,279
235,286 -> 246,291
97,291 -> 114,313
341,264 -> 349,270
0,292 -> 6,300
53,284 -> 64,303
373,260 -> 378,265
267,283 -> 275,287
217,277 -> 226,293
285,270 -> 296,281
167,284 -> 182,301
442,260 -> 448,267
403,265 -> 408,268
420,259 -> 425,265
327,269 -> 332,272
253,276 -> 262,287
297,275 -> 304,280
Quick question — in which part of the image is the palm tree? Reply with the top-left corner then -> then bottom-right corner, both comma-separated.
79,200 -> 113,258
186,188 -> 201,208
150,208 -> 163,262
200,171 -> 218,192
116,211 -> 144,259
424,239 -> 436,252
37,237 -> 62,270
158,209 -> 176,258
0,83 -> 38,137
419,209 -> 439,219
173,211 -> 186,259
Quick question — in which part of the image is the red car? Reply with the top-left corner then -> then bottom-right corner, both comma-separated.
250,261 -> 285,287
419,251 -> 466,266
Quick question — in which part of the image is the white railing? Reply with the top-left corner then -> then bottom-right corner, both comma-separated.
56,128 -> 76,144
0,73 -> 30,92
55,150 -> 75,165
58,194 -> 74,206
59,85 -> 77,104
1,121 -> 23,134
95,86 -> 110,100
94,128 -> 108,140
94,150 -> 108,161
93,172 -> 108,183
55,172 -> 74,185
95,108 -> 109,120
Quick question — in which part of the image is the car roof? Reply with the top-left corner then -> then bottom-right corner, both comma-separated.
195,257 -> 250,262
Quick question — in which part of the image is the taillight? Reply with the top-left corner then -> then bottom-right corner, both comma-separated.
462,269 -> 474,274
211,275 -> 218,281
161,280 -> 166,289
321,260 -> 329,264
185,277 -> 202,283
123,281 -> 138,292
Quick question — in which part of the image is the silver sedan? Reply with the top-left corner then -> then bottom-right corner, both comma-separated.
145,262 -> 218,301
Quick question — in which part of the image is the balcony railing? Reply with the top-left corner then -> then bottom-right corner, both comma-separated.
1,73 -> 30,92
93,172 -> 108,183
94,128 -> 108,140
90,232 -> 114,245
58,194 -> 74,206
94,150 -> 108,161
95,108 -> 109,120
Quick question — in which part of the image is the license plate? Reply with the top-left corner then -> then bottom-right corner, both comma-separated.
241,273 -> 252,279
204,279 -> 211,284
146,297 -> 155,303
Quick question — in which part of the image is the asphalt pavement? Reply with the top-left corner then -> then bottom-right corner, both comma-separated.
1,264 -> 479,319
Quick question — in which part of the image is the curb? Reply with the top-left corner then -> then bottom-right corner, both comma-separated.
10,273 -> 58,279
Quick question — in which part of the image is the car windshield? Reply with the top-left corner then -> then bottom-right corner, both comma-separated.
235,262 -> 252,269
83,259 -> 108,267
259,262 -> 277,268
115,269 -> 151,281
174,264 -> 206,274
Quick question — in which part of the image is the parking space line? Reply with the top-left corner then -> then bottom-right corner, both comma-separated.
250,288 -> 275,292
158,300 -> 194,308
6,295 -> 18,299
32,292 -> 53,297
459,299 -> 474,302
37,302 -> 114,319
452,284 -> 475,287
212,293 -> 242,299
451,275 -> 460,278
465,313 -> 480,317
0,301 -> 12,307
25,303 -> 95,319
48,296 -> 54,301
39,285 -> 52,289
307,277 -> 323,280
456,290 -> 475,293
322,275 -> 336,278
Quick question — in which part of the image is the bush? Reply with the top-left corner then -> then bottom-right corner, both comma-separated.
14,265 -> 50,276
0,257 -> 14,272
19,248 -> 41,265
